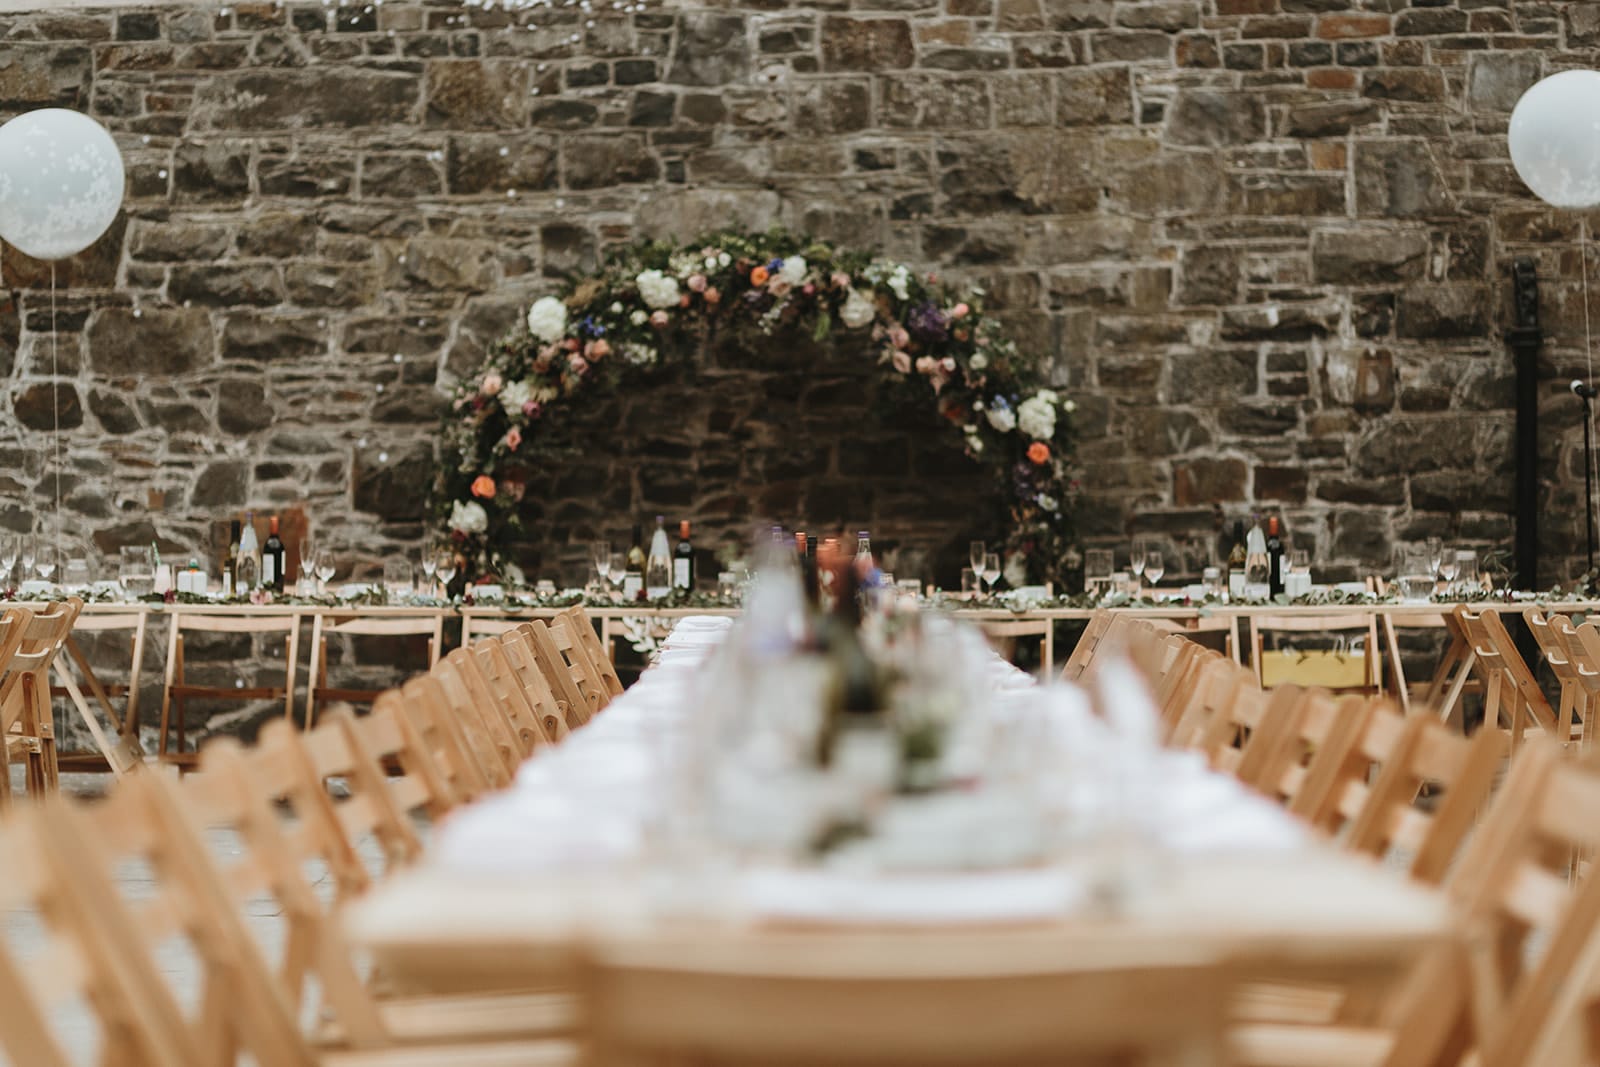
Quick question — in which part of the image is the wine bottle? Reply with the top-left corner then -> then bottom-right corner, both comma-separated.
223,518 -> 240,597
237,511 -> 259,591
1244,514 -> 1270,597
1266,515 -> 1285,598
854,529 -> 873,576
623,523 -> 645,600
673,520 -> 694,590
1227,519 -> 1247,598
263,516 -> 285,594
795,531 -> 808,560
645,515 -> 671,599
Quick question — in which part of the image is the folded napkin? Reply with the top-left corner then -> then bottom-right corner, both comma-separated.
737,867 -> 1088,925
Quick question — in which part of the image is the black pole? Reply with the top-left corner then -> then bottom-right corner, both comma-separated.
1508,258 -> 1542,591
1586,392 -> 1597,576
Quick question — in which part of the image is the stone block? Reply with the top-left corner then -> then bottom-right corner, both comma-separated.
220,312 -> 327,363
352,442 -> 433,522
563,133 -> 659,188
190,460 -> 249,508
0,44 -> 89,107
1254,465 -> 1308,502
12,382 -> 82,431
821,16 -> 914,71
1177,245 -> 1240,305
89,389 -> 141,434
796,79 -> 873,133
1466,52 -> 1541,113
284,262 -> 379,307
191,68 -> 421,130
1395,286 -> 1489,339
173,140 -> 251,202
1169,350 -> 1257,402
425,60 -> 529,128
669,13 -> 751,84
217,378 -> 272,434
258,156 -> 353,198
88,307 -> 215,376
446,134 -> 558,195
130,221 -> 232,262
1164,90 -> 1266,146
1331,510 -> 1391,563
1174,457 -> 1247,505
1312,229 -> 1428,284
170,265 -> 285,308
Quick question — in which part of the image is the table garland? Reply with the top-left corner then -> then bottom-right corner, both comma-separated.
431,229 -> 1076,584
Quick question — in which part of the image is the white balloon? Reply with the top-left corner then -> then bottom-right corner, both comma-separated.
0,108 -> 125,261
1509,70 -> 1600,209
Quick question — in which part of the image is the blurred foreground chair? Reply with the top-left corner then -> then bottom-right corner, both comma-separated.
1,597 -> 82,802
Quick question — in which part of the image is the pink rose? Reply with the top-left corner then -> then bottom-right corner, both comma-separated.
768,279 -> 791,297
505,427 -> 522,451
802,283 -> 815,296
522,400 -> 541,417
687,273 -> 708,293
650,310 -> 669,328
533,351 -> 553,374
892,350 -> 912,374
679,293 -> 692,308
568,353 -> 589,374
586,338 -> 611,360
704,287 -> 721,305
889,326 -> 910,349
481,372 -> 502,396
831,272 -> 851,290
563,338 -> 581,352
951,303 -> 970,319
915,356 -> 937,376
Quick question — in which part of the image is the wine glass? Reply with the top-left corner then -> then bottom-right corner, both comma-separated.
315,556 -> 336,596
982,551 -> 1001,595
435,551 -> 458,597
1143,550 -> 1164,589
1426,537 -> 1443,579
20,541 -> 36,583
591,540 -> 614,595
1129,538 -> 1147,585
0,535 -> 17,587
1438,549 -> 1459,595
34,543 -> 55,583
969,540 -> 986,578
421,548 -> 438,597
298,539 -> 318,596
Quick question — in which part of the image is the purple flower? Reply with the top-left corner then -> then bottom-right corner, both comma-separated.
767,257 -> 784,272
907,301 -> 950,343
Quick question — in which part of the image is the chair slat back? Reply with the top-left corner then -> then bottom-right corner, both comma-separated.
1059,610 -> 1119,682
0,599 -> 78,726
521,619 -> 594,730
1455,605 -> 1558,746
559,605 -> 624,697
396,674 -> 497,803
1249,610 -> 1381,693
1164,654 -> 1253,750
365,688 -> 463,818
431,651 -> 521,786
499,624 -> 573,744
548,614 -> 609,717
469,637 -> 555,756
1198,681 -> 1294,778
1247,690 -> 1376,809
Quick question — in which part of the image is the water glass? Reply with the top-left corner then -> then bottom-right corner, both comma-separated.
969,540 -> 986,577
383,559 -> 414,598
1143,550 -> 1164,587
960,566 -> 977,595
119,545 -> 154,596
62,558 -> 91,590
982,552 -> 1001,594
1454,550 -> 1478,592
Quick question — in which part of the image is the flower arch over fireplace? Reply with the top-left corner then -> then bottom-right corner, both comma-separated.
432,229 -> 1075,584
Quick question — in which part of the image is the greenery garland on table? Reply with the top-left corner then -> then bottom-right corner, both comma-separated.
431,229 -> 1077,583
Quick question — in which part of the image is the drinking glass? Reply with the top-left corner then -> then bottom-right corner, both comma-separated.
1397,547 -> 1433,602
435,552 -> 458,596
1129,538 -> 1146,582
0,535 -> 17,586
591,541 -> 614,594
298,539 -> 318,596
1085,548 -> 1114,593
1438,550 -> 1459,587
1454,550 -> 1478,593
1143,550 -> 1164,588
20,541 -> 36,582
1426,537 -> 1443,578
420,549 -> 438,597
383,559 -> 413,599
1290,549 -> 1310,572
982,551 -> 1001,595
316,557 -> 336,595
961,566 -> 977,595
969,540 -> 986,577
63,558 -> 91,590
33,542 -> 54,583
119,545 -> 154,597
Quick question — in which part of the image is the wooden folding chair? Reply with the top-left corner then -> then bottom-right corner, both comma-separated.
497,624 -> 573,744
558,604 -> 624,699
1233,740 -> 1600,1067
49,605 -> 149,769
429,651 -> 522,788
1197,681 -> 1300,782
1249,611 -> 1382,695
1530,609 -> 1600,748
1059,610 -> 1122,683
467,636 -> 557,757
519,619 -> 595,731
362,691 -> 466,821
305,608 -> 447,729
1240,689 -> 1377,811
0,597 -> 82,802
394,674 -> 498,805
188,737 -> 580,1054
1451,605 -> 1558,749
158,608 -> 302,766
548,613 -> 611,717
1165,654 -> 1256,750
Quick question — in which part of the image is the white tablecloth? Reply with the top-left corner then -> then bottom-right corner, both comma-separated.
432,615 -> 1304,923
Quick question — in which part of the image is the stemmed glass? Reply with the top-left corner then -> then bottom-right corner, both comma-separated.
981,551 -> 1001,596
35,543 -> 55,583
0,535 -> 17,589
435,551 -> 458,599
421,548 -> 438,598
20,541 -> 36,585
1143,550 -> 1164,590
591,540 -> 614,597
969,540 -> 986,580
1129,538 -> 1147,591
315,556 -> 336,596
1438,548 -> 1459,596
298,538 -> 318,596
1426,537 -> 1443,580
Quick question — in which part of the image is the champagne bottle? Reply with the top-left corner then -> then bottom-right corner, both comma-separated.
1266,515 -> 1286,598
645,515 -> 671,599
263,516 -> 285,594
237,511 -> 259,591
623,523 -> 645,600
673,520 -> 694,590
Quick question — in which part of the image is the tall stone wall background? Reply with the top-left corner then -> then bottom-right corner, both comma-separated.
0,0 -> 1595,597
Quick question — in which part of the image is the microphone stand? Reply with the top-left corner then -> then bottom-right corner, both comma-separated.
1577,380 -> 1598,575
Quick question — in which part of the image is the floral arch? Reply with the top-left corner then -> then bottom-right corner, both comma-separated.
432,230 -> 1076,585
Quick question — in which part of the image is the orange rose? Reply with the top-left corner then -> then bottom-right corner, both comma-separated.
750,265 -> 770,286
470,475 -> 496,498
1027,442 -> 1050,465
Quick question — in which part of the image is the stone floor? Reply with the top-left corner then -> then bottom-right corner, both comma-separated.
1,769 -> 414,1065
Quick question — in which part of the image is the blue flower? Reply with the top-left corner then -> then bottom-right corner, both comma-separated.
767,257 -> 784,272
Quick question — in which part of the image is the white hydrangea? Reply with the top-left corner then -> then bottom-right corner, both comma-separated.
718,251 -> 731,268
1017,393 -> 1057,441
778,255 -> 807,285
1037,494 -> 1058,512
622,343 -> 658,366
888,265 -> 910,301
609,302 -> 624,314
965,431 -> 984,454
636,269 -> 681,309
500,378 -> 532,415
985,405 -> 1016,433
1064,398 -> 1077,413
970,352 -> 988,370
839,288 -> 876,329
449,500 -> 488,535
526,296 -> 567,343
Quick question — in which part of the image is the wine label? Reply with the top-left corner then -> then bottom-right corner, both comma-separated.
262,556 -> 276,583
623,575 -> 642,598
673,559 -> 690,588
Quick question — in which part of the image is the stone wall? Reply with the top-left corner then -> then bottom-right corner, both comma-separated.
0,0 -> 1594,601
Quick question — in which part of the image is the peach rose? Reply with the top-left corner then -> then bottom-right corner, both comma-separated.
679,293 -> 692,308
915,356 -> 937,376
585,338 -> 611,360
650,310 -> 669,328
687,273 -> 708,293
704,287 -> 721,305
831,271 -> 851,290
892,350 -> 912,374
750,265 -> 770,286
1027,442 -> 1051,465
889,325 -> 910,349
568,353 -> 589,374
951,302 -> 970,319
480,372 -> 502,396
505,428 -> 522,451
471,475 -> 496,498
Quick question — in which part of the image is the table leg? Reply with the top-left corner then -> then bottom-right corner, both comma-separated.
64,636 -> 124,733
1229,617 -> 1243,666
1382,616 -> 1411,715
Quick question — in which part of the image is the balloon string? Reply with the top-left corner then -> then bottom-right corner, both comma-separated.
51,262 -> 61,574
1586,219 -> 1595,387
